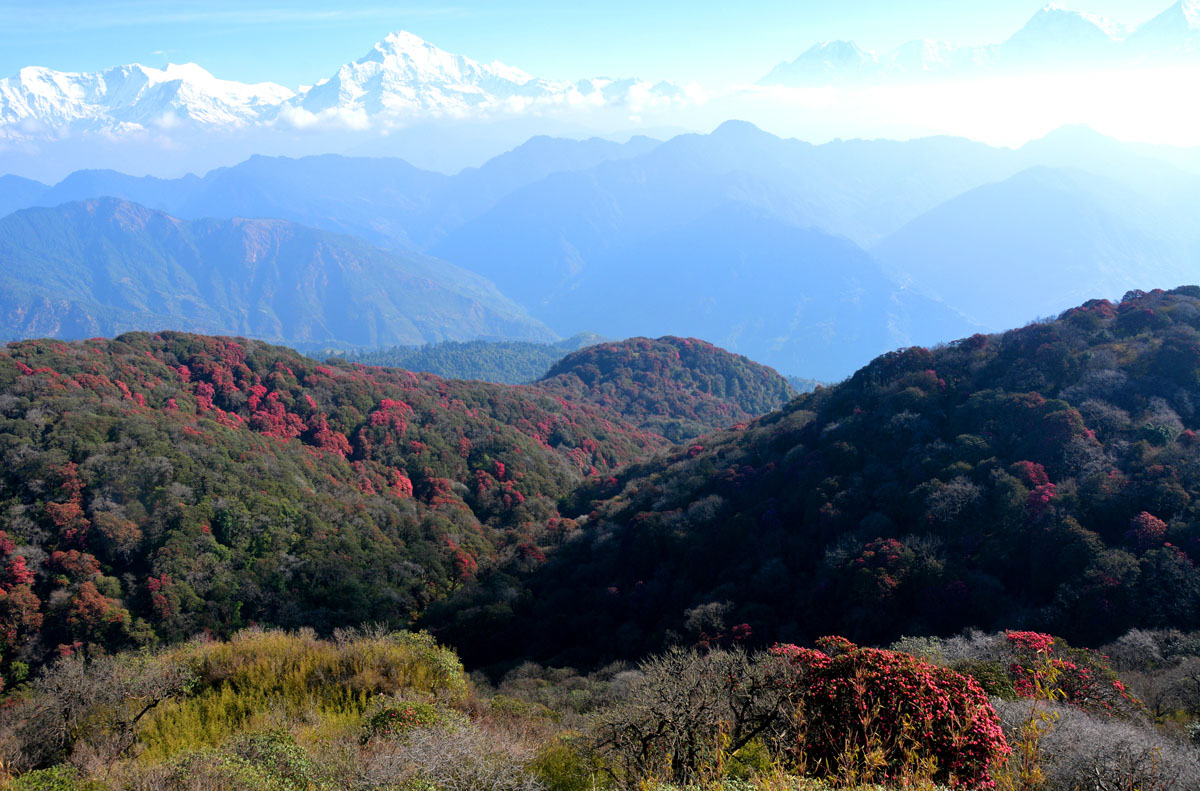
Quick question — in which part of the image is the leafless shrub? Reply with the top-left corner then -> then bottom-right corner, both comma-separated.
938,629 -> 1006,665
0,650 -> 194,772
356,721 -> 544,791
993,698 -> 1200,791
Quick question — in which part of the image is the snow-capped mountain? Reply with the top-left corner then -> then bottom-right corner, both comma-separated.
1003,4 -> 1123,62
1128,0 -> 1200,54
0,63 -> 293,135
0,31 -> 691,140
759,41 -> 879,85
881,40 -> 994,76
284,31 -> 689,127
759,1 -> 1193,86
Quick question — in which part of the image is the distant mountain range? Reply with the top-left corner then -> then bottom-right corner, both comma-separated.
0,198 -> 553,348
0,30 -> 689,143
762,1 -> 1200,86
3,122 -> 1200,378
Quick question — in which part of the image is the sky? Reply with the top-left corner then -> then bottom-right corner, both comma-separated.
0,0 -> 1178,89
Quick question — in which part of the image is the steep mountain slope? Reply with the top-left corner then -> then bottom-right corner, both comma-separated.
460,288 -> 1200,666
873,167 -> 1200,330
536,336 -> 797,442
0,329 -> 800,673
8,122 -> 1190,254
1127,0 -> 1200,55
0,198 -> 554,347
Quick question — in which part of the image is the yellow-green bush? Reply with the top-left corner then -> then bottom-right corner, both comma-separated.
138,627 -> 468,760
3,766 -> 102,791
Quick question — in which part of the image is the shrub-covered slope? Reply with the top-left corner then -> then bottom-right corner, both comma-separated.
0,331 -> 667,676
494,287 -> 1200,664
537,336 -> 797,443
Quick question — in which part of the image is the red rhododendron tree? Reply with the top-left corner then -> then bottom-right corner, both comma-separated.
773,636 -> 1010,788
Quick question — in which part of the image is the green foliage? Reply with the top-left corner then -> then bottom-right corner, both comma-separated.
5,767 -> 99,791
951,660 -> 1017,700
489,693 -> 562,723
221,730 -> 325,791
159,742 -> 322,791
529,741 -> 599,791
362,700 -> 450,742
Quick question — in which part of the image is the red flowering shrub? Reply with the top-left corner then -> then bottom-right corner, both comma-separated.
1003,631 -> 1141,716
1126,511 -> 1168,552
1006,631 -> 1054,655
773,637 -> 1009,788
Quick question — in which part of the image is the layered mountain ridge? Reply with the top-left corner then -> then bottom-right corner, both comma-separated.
6,121 -> 1200,378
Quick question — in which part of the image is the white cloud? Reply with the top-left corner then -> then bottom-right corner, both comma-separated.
700,66 -> 1200,148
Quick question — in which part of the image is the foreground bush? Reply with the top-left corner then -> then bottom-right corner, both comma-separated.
138,626 -> 467,760
0,627 -> 469,771
775,637 -> 1009,789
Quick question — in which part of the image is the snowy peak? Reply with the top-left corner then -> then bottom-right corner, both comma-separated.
1003,5 -> 1123,65
760,0 -> 1198,86
760,41 -> 879,85
1129,0 -> 1200,51
294,30 -> 549,117
287,29 -> 690,124
370,31 -> 533,85
0,28 -> 691,139
1012,4 -> 1125,42
0,61 -> 293,133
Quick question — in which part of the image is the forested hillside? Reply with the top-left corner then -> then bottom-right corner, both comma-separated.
0,330 -> 798,682
450,287 -> 1200,665
0,332 -> 670,681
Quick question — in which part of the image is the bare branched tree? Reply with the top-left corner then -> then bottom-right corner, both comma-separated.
2,649 -> 195,772
590,646 -> 801,789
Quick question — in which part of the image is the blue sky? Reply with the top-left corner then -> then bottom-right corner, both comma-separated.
0,1 -> 1176,87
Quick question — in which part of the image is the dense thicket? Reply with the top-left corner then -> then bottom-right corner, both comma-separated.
486,287 -> 1200,665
